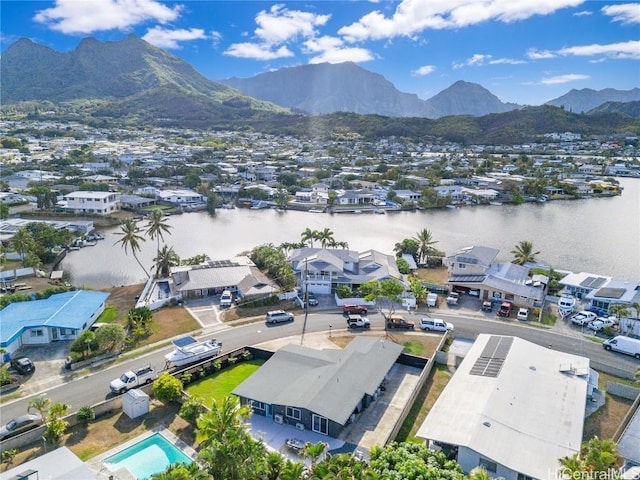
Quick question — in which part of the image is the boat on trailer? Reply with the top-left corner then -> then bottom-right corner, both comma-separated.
165,336 -> 222,368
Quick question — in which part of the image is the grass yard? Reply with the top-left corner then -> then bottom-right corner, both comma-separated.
185,359 -> 265,406
412,267 -> 449,285
402,341 -> 424,355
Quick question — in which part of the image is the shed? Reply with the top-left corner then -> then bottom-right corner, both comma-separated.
123,389 -> 150,419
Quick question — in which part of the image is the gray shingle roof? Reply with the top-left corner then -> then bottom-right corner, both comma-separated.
232,337 -> 403,425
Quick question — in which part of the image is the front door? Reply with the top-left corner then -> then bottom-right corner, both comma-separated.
266,404 -> 273,418
52,328 -> 58,341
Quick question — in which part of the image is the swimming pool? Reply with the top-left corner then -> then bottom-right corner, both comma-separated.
103,432 -> 193,479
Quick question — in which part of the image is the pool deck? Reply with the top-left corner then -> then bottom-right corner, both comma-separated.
86,427 -> 196,480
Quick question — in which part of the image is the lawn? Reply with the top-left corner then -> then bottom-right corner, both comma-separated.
185,359 -> 265,406
402,341 -> 424,355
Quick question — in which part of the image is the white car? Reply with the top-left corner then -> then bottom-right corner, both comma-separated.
516,308 -> 529,321
588,316 -> 617,332
420,318 -> 454,332
571,310 -> 597,326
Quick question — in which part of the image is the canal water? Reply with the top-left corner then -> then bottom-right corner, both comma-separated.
61,177 -> 640,288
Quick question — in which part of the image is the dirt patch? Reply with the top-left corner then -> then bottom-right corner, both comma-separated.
0,400 -> 195,472
413,267 -> 449,285
330,331 -> 443,358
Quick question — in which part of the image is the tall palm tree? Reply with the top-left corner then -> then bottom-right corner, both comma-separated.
11,228 -> 34,278
413,228 -> 438,265
316,227 -> 335,248
146,209 -> 172,278
153,245 -> 180,278
114,219 -> 149,278
300,228 -> 318,248
511,240 -> 540,266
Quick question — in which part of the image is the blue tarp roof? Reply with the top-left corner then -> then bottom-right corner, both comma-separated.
1,290 -> 110,347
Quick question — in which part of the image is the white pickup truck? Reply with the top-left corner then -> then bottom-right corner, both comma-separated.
446,292 -> 459,305
110,365 -> 159,394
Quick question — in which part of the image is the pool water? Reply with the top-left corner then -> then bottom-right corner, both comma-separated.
104,433 -> 193,479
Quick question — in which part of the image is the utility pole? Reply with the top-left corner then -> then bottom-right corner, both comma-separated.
300,256 -> 309,345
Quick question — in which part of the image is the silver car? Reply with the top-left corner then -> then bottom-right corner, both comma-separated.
0,413 -> 42,441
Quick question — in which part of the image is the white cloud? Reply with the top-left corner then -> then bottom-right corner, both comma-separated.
142,27 -> 209,49
557,40 -> 640,60
412,64 -> 436,76
303,36 -> 374,64
453,53 -> 492,69
338,0 -> 584,42
254,4 -> 330,45
33,0 -> 182,35
224,42 -> 294,60
489,57 -> 526,65
573,10 -> 592,17
602,3 -> 640,24
527,48 -> 556,60
541,73 -> 589,85
225,5 -> 330,61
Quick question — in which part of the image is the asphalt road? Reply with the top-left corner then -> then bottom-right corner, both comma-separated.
1,309 -> 638,422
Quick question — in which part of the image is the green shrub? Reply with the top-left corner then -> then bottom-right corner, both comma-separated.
76,406 -> 95,424
0,366 -> 13,387
153,373 -> 183,403
179,396 -> 206,423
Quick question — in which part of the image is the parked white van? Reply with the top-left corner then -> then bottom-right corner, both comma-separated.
603,335 -> 640,359
220,290 -> 233,307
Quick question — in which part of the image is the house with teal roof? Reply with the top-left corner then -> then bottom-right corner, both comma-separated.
0,290 -> 110,356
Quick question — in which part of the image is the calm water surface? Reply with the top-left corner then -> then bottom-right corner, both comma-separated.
61,177 -> 640,288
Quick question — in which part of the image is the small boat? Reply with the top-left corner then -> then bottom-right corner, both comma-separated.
374,209 -> 385,214
489,201 -> 503,206
165,336 -> 223,368
353,210 -> 362,214
537,195 -> 548,203
308,208 -> 324,213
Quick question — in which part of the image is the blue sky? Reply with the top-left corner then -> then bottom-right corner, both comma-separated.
1,0 -> 638,105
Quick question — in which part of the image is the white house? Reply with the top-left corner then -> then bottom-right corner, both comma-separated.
417,334 -> 593,480
63,191 -> 120,215
156,189 -> 205,206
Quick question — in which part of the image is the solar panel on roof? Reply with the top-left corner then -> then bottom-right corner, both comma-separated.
594,287 -> 626,299
470,336 -> 513,378
579,276 -> 606,289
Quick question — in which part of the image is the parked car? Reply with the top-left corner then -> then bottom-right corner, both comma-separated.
343,304 -> 367,315
10,357 -> 35,375
588,316 -> 618,332
516,308 -> 529,321
386,314 -> 415,330
446,292 -> 459,305
306,292 -> 318,307
266,310 -> 294,324
346,314 -> 371,329
0,413 -> 42,441
109,365 -> 159,394
571,310 -> 597,326
420,318 -> 454,332
497,301 -> 513,317
220,290 -> 233,307
482,301 -> 493,312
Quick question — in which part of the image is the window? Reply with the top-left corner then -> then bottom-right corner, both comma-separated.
251,400 -> 266,411
458,263 -> 466,269
59,328 -> 70,335
478,458 -> 497,473
517,474 -> 534,480
30,329 -> 43,337
312,414 -> 329,435
286,407 -> 301,420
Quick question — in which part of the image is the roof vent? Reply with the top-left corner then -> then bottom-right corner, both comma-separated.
482,421 -> 491,428
529,366 -> 536,371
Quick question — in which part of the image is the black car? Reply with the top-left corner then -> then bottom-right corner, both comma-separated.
10,357 -> 35,375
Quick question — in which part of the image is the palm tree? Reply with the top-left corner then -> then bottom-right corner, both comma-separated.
316,228 -> 335,248
114,219 -> 149,278
301,441 -> 328,473
413,228 -> 438,265
511,240 -> 540,266
153,245 -> 180,278
468,467 -> 492,480
11,228 -> 34,278
146,210 -> 172,278
279,461 -> 305,480
300,228 -> 319,248
151,462 -> 211,480
28,395 -> 51,418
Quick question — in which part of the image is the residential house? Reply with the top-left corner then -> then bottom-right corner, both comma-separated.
584,279 -> 640,316
171,257 -> 279,300
0,290 -> 110,356
394,189 -> 421,203
62,191 -> 120,215
444,246 -> 547,307
156,189 -> 205,206
558,272 -> 612,299
233,337 -> 404,437
288,248 -> 402,294
416,334 -> 594,479
336,190 -> 376,206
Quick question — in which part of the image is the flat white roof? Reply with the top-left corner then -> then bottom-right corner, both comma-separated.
416,334 -> 588,478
